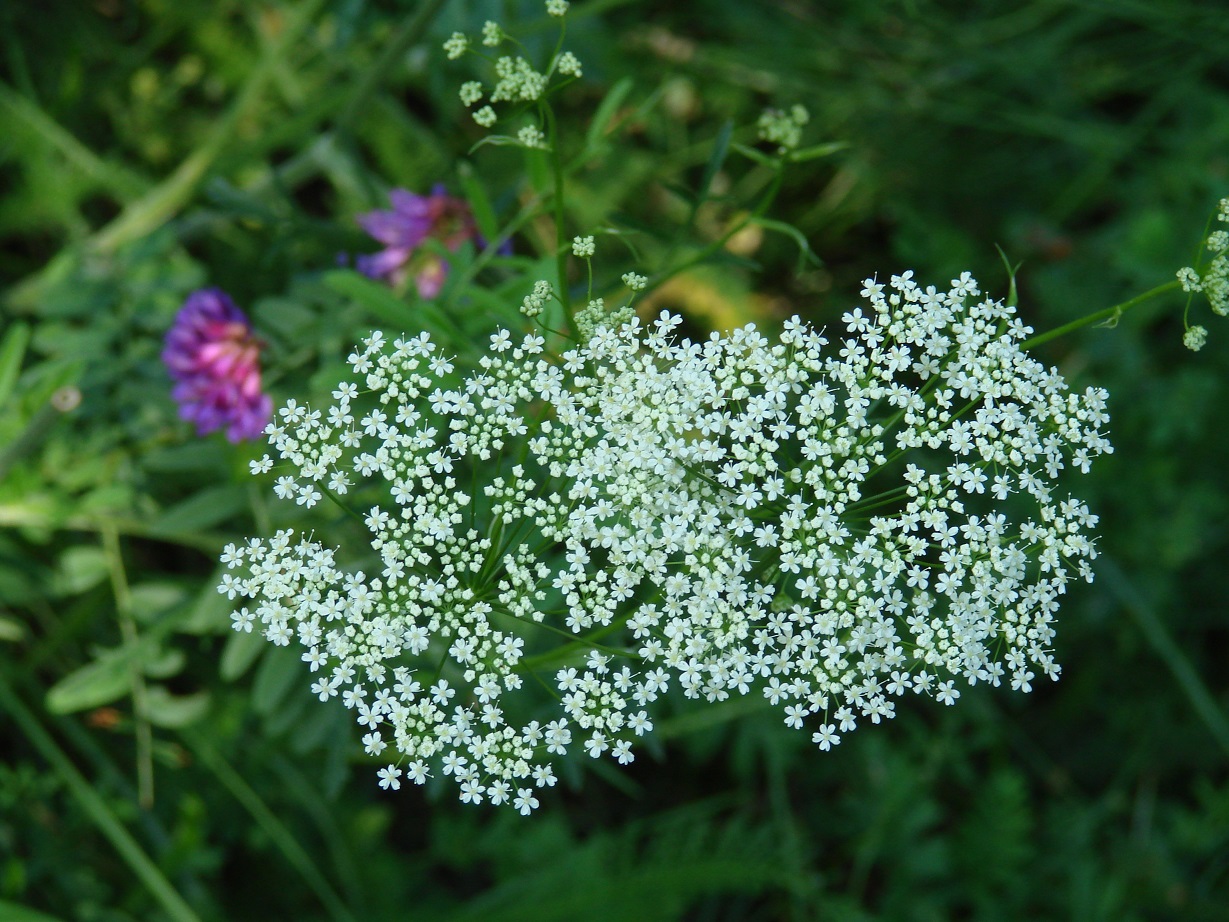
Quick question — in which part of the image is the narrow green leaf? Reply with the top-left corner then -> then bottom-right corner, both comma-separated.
749,216 -> 824,271
56,546 -> 109,596
252,643 -> 302,716
0,615 -> 23,642
45,639 -> 183,714
585,76 -> 634,150
220,626 -> 266,681
180,575 -> 236,634
322,269 -> 458,338
787,140 -> 848,162
144,685 -> 210,728
0,321 -> 31,410
731,142 -> 775,167
46,647 -> 135,713
457,160 -> 500,244
143,648 -> 186,680
150,485 -> 246,534
142,441 -> 228,474
129,582 -> 189,626
694,120 -> 734,215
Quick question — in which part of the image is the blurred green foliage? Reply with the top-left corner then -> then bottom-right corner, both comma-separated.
2,0 -> 1227,919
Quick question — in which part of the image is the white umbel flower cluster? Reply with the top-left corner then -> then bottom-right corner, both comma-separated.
1178,197 -> 1229,350
220,270 -> 1111,811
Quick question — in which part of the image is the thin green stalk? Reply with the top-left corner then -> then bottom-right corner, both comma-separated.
181,730 -> 357,922
101,525 -> 155,810
0,673 -> 202,922
1099,558 -> 1229,759
545,104 -> 575,328
1020,280 -> 1181,351
490,606 -> 636,659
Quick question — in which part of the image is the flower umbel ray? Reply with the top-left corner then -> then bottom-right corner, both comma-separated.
221,269 -> 1111,811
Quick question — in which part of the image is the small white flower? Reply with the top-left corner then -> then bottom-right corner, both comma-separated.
572,235 -> 596,258
377,765 -> 402,790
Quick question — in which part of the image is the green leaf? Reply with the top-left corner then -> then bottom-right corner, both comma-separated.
144,685 -> 210,728
585,76 -> 634,150
693,120 -> 734,221
787,140 -> 848,162
46,646 -> 135,713
730,142 -> 775,167
0,614 -> 24,642
179,575 -> 236,634
748,216 -> 825,271
0,321 -> 31,411
256,296 -> 319,340
143,648 -> 185,680
457,160 -> 500,244
142,441 -> 228,473
252,643 -> 303,716
56,546 -> 109,596
220,626 -> 266,681
129,582 -> 189,626
46,633 -> 189,713
150,484 -> 247,534
322,269 -> 458,339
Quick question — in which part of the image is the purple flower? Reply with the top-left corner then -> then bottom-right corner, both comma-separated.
356,184 -> 482,298
163,288 -> 272,443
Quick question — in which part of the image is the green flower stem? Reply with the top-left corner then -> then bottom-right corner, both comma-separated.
101,524 -> 155,811
0,673 -> 202,922
321,484 -> 367,525
1020,279 -> 1181,351
545,104 -> 575,330
489,606 -> 637,660
515,614 -> 641,673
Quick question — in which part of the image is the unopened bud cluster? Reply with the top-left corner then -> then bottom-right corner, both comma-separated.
758,105 -> 810,153
445,1 -> 582,146
1178,197 -> 1229,351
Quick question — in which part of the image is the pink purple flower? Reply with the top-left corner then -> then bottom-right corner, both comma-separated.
163,288 -> 272,442
356,184 -> 481,298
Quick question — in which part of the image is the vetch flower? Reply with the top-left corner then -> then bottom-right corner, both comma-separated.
222,270 -> 1111,812
163,288 -> 272,442
356,185 -> 482,299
